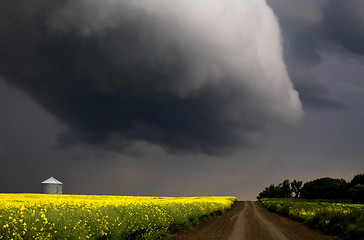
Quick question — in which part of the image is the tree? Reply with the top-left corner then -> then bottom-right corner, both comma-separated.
257,184 -> 277,200
256,179 -> 292,199
257,173 -> 364,201
349,173 -> 364,203
291,179 -> 303,198
300,177 -> 348,199
349,184 -> 364,203
349,173 -> 364,187
280,179 -> 293,198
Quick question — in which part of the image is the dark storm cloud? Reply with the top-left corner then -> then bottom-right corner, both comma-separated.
0,0 -> 302,154
321,0 -> 364,55
267,0 -> 364,110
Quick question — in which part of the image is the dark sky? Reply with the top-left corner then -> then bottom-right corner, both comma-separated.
1,0 -> 363,200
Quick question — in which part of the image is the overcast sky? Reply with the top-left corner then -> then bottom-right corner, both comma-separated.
1,0 -> 363,200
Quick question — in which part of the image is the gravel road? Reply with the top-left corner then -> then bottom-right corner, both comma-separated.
169,201 -> 342,240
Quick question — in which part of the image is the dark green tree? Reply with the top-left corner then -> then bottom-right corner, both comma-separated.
257,184 -> 277,200
257,179 -> 292,199
291,179 -> 303,198
349,173 -> 364,187
280,179 -> 293,198
349,173 -> 364,203
349,184 -> 364,203
300,177 -> 348,199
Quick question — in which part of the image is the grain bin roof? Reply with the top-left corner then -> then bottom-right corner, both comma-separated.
41,177 -> 62,184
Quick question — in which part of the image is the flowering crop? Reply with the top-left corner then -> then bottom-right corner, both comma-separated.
0,194 -> 235,239
260,198 -> 364,239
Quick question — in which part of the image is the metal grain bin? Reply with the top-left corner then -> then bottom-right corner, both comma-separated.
41,177 -> 63,194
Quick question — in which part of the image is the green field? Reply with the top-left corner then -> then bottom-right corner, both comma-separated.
260,198 -> 364,240
0,194 -> 236,239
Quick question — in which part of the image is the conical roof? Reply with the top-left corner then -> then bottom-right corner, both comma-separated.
41,177 -> 62,184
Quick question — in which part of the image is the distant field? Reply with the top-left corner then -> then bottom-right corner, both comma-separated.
260,198 -> 364,240
0,193 -> 236,239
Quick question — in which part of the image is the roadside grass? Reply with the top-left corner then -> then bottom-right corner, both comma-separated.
0,194 -> 236,239
260,198 -> 364,240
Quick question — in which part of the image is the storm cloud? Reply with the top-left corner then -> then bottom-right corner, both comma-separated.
267,0 -> 364,109
0,0 -> 302,154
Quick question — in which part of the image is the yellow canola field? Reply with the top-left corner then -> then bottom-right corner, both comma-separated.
260,198 -> 364,239
0,194 -> 236,239
261,198 -> 364,221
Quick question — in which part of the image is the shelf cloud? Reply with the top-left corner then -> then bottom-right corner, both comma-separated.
268,0 -> 364,109
0,0 -> 302,154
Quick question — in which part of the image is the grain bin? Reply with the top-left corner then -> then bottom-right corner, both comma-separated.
41,177 -> 63,194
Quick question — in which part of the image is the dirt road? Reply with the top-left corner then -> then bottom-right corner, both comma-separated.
169,201 -> 341,240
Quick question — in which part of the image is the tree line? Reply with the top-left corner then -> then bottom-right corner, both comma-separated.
257,173 -> 364,203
